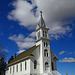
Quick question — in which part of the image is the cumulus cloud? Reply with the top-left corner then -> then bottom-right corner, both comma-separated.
59,57 -> 75,63
8,0 -> 75,39
8,0 -> 38,28
59,51 -> 67,55
29,32 -> 36,37
8,33 -> 35,49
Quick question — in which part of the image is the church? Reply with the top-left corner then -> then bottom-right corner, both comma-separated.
5,12 -> 61,75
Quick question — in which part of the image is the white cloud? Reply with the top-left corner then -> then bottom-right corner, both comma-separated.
29,32 -> 36,37
52,71 -> 62,75
16,41 -> 35,49
8,0 -> 75,39
59,51 -> 67,55
59,57 -> 75,63
9,34 -> 25,42
17,50 -> 25,54
68,52 -> 72,54
3,49 -> 9,52
8,0 -> 38,28
8,33 -> 35,49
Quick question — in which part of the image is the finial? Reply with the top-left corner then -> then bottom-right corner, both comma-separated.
40,11 -> 43,16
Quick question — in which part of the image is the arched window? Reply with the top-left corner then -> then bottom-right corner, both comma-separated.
25,61 -> 27,70
52,62 -> 54,70
44,49 -> 47,56
16,65 -> 18,72
44,49 -> 48,57
45,31 -> 47,38
47,53 -> 48,57
13,66 -> 14,73
10,67 -> 11,74
20,63 -> 22,71
38,31 -> 40,39
43,30 -> 44,37
44,42 -> 45,47
34,60 -> 37,69
46,43 -> 48,47
45,62 -> 49,71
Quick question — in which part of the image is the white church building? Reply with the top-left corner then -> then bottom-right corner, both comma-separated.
5,12 -> 61,75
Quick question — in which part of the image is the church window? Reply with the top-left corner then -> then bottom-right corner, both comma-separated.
45,62 -> 49,71
38,31 -> 40,39
43,30 -> 44,37
34,60 -> 37,69
52,62 -> 54,70
25,61 -> 27,70
44,50 -> 47,56
44,42 -> 45,47
47,53 -> 48,57
44,42 -> 48,47
43,30 -> 47,38
44,49 -> 48,57
45,31 -> 47,38
20,63 -> 22,71
10,67 -> 11,74
16,65 -> 18,72
46,43 -> 48,47
13,66 -> 14,73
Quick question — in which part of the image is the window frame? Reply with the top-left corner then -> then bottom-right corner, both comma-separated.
13,66 -> 14,73
44,49 -> 48,57
25,61 -> 27,70
45,62 -> 49,71
20,63 -> 22,71
16,65 -> 18,72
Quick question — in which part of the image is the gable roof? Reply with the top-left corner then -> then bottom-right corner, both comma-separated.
50,49 -> 59,60
8,45 -> 39,67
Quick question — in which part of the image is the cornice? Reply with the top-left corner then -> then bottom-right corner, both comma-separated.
35,26 -> 49,31
35,37 -> 51,43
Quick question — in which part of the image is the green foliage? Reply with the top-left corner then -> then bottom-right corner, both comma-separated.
0,57 -> 6,75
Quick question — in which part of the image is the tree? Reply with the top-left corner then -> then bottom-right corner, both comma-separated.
0,57 -> 6,75
0,41 -> 7,59
0,41 -> 7,75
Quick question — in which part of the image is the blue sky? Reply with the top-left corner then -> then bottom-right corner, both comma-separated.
0,0 -> 75,75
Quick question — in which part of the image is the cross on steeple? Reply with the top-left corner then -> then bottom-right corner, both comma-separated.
40,11 -> 43,16
38,11 -> 46,27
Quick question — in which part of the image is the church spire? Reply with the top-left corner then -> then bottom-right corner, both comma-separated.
36,11 -> 50,42
40,11 -> 43,17
38,11 -> 46,27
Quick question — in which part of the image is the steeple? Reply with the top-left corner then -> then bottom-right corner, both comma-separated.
35,12 -> 51,74
35,11 -> 50,42
38,11 -> 46,27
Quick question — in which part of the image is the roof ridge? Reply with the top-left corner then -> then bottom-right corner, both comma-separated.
8,45 -> 39,66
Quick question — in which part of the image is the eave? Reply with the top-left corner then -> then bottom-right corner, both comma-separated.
8,55 -> 34,67
35,26 -> 49,31
35,37 -> 51,43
